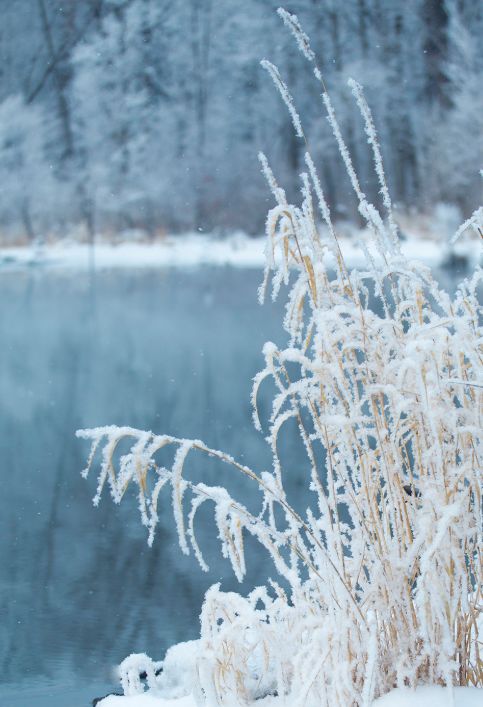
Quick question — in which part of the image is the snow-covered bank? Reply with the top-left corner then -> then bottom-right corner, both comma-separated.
99,697 -> 195,707
97,686 -> 483,706
98,696 -> 277,706
372,686 -> 483,706
0,231 -> 478,271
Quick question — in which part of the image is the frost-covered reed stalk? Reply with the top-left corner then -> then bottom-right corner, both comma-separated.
77,9 -> 482,706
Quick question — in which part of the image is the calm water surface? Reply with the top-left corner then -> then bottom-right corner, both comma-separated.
0,266 -> 298,706
0,263 -> 465,706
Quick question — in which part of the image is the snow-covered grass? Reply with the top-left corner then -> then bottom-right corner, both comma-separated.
78,9 -> 482,707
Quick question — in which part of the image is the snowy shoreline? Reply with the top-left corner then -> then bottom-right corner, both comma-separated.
0,232 -> 477,272
97,686 -> 483,706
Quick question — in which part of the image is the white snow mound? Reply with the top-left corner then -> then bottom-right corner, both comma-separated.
372,686 -> 482,707
98,686 -> 482,706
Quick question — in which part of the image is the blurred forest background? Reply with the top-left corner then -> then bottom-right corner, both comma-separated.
0,0 -> 481,243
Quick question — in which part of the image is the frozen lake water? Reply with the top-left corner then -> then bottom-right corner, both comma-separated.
0,263 -> 469,706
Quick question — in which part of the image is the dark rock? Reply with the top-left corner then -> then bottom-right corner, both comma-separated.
403,483 -> 421,498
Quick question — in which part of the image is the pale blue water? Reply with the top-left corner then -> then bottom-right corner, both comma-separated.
0,266 -> 294,706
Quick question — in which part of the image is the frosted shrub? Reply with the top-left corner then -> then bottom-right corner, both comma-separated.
77,10 -> 482,706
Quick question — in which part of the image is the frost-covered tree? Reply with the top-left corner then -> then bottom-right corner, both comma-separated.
0,0 -> 482,239
0,96 -> 58,243
427,0 -> 483,215
71,0 -> 174,235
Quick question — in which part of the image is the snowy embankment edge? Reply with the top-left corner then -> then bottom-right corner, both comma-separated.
0,231 -> 477,271
97,685 -> 483,706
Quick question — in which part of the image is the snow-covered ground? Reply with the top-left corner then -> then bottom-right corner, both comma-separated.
0,230 -> 477,271
98,686 -> 483,706
99,697 -> 195,707
372,686 -> 483,706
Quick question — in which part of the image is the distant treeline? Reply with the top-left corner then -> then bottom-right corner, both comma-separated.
0,0 -> 481,242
